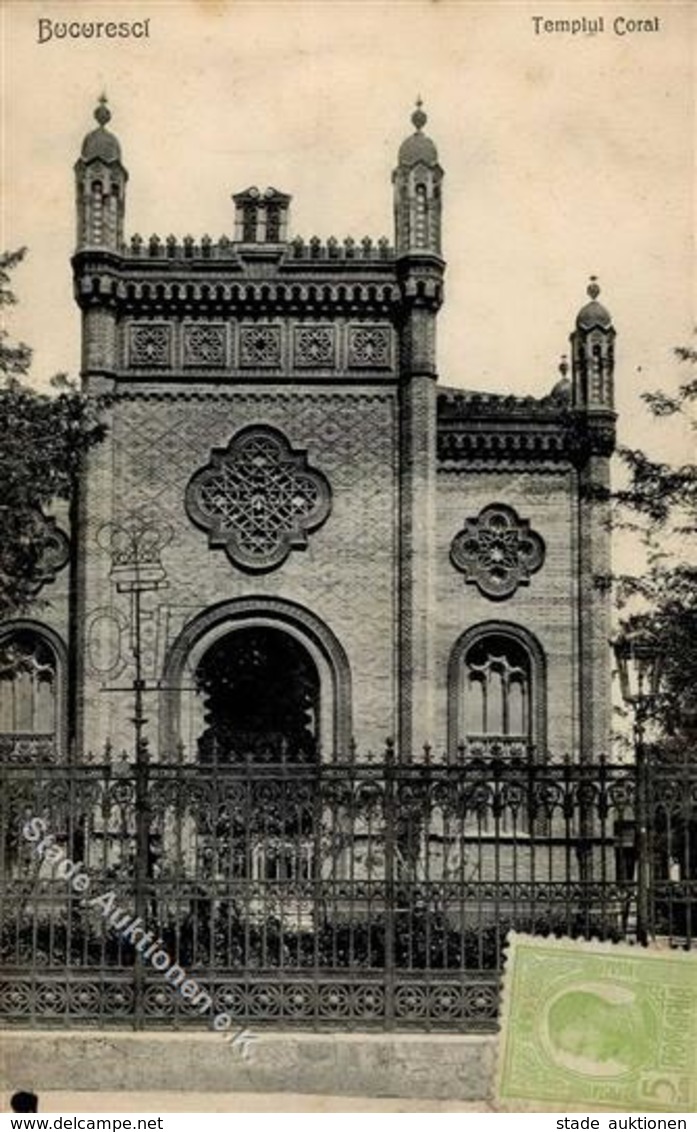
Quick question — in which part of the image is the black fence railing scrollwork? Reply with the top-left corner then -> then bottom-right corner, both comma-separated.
0,751 -> 694,1031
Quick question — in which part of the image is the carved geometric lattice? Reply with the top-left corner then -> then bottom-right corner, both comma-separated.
294,326 -> 335,368
450,504 -> 545,599
185,426 -> 331,572
129,324 -> 171,367
34,516 -> 70,589
183,324 -> 227,367
239,326 -> 282,368
347,325 -> 391,368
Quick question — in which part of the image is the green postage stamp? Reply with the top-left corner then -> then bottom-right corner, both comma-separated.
497,933 -> 697,1112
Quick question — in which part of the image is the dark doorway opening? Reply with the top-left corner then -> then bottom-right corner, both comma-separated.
195,626 -> 320,762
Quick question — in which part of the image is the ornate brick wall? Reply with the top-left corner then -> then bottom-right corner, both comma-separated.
77,386 -> 399,758
67,102 -> 614,769
435,467 -> 581,759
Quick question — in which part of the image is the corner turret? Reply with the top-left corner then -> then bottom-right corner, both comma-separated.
570,277 -> 615,411
393,99 -> 443,257
74,96 -> 128,251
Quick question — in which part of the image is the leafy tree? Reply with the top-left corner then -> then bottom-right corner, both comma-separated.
0,248 -> 107,620
610,337 -> 697,746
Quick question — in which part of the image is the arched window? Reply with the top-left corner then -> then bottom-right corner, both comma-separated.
0,629 -> 62,759
464,636 -> 530,740
414,183 -> 428,248
448,623 -> 546,760
242,202 -> 258,242
91,180 -> 103,244
265,204 -> 280,242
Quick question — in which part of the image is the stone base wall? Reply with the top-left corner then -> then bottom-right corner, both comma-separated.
0,1030 -> 496,1102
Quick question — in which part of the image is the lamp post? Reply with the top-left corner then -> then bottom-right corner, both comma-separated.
613,626 -> 665,945
98,513 -> 172,763
98,511 -> 171,1026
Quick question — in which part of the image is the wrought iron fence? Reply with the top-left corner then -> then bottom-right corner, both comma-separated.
645,751 -> 697,943
0,750 -> 693,1031
0,735 -> 57,763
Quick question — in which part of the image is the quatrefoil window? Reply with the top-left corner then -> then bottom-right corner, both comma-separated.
185,426 -> 331,572
450,504 -> 545,599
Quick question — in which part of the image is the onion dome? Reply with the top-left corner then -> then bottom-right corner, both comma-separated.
398,98 -> 438,167
576,277 -> 612,330
80,95 -> 122,163
550,355 -> 572,400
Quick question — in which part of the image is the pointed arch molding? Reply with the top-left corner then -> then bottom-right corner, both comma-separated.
447,621 -> 547,759
160,597 -> 352,757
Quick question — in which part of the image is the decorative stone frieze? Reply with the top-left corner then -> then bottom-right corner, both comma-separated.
347,325 -> 392,369
239,325 -> 282,368
182,323 -> 227,368
128,323 -> 172,368
293,326 -> 335,368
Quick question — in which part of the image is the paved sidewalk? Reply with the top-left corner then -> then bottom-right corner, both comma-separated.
2,1091 -> 496,1113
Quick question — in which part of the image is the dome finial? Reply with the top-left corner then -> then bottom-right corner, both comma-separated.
576,275 -> 612,331
411,96 -> 427,132
559,354 -> 569,378
398,98 -> 438,167
94,93 -> 111,129
587,275 -> 600,300
80,93 -> 122,164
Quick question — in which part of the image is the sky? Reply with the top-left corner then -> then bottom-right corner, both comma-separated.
1,0 -> 694,468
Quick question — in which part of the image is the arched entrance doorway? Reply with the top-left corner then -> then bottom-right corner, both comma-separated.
194,626 -> 320,763
186,627 -> 323,938
160,597 -> 352,759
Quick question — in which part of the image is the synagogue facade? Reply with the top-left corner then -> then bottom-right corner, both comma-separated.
0,99 -> 617,767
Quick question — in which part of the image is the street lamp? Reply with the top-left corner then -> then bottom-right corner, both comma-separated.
613,627 -> 665,720
97,511 -> 171,1028
612,625 -> 665,945
97,512 -> 172,763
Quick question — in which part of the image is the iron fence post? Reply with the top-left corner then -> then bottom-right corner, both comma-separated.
383,738 -> 396,1029
96,512 -> 171,1029
132,586 -> 150,1030
635,730 -> 650,946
